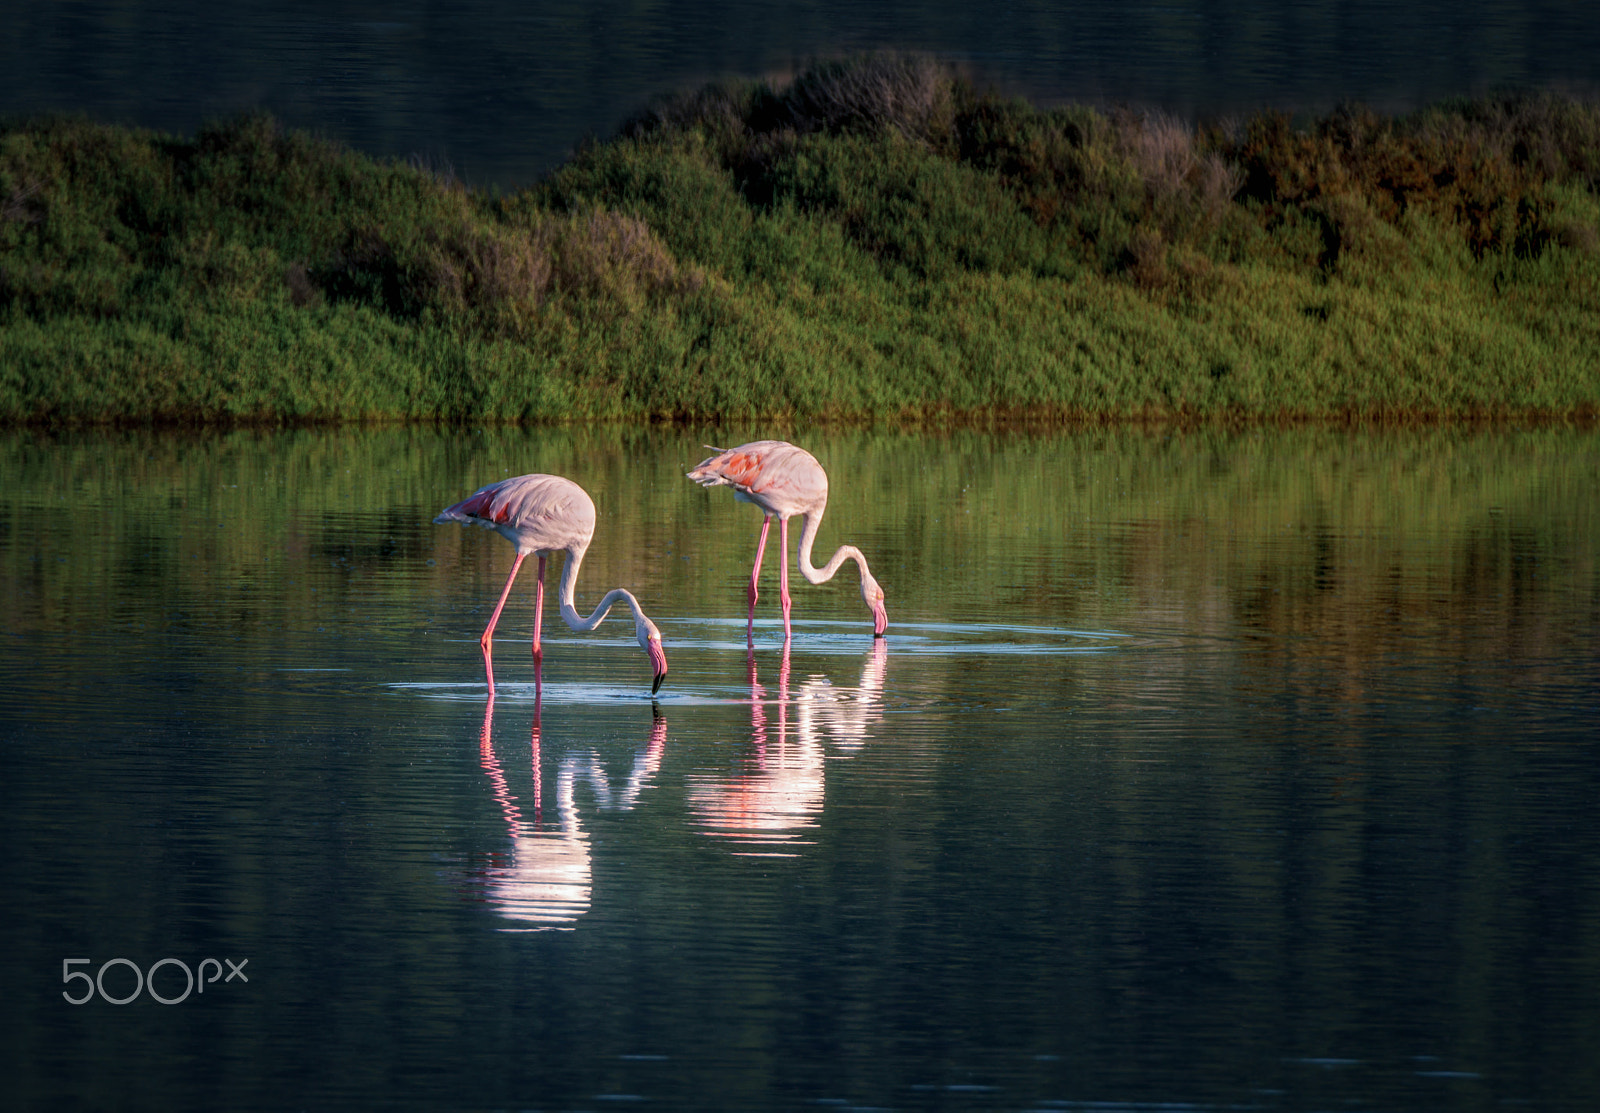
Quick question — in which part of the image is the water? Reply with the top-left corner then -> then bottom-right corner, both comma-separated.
6,1 -> 1599,187
2,424 -> 1598,1110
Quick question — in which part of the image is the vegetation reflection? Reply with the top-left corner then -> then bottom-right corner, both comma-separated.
1,424 -> 1594,716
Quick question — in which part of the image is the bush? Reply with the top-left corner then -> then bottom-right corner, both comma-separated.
3,60 -> 1599,426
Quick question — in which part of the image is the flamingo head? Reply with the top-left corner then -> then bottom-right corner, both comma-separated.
637,617 -> 668,695
860,574 -> 888,637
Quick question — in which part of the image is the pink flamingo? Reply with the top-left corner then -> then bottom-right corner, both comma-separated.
434,474 -> 668,694
686,441 -> 887,641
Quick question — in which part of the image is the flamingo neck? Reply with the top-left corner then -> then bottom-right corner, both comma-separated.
557,543 -> 648,633
796,506 -> 873,587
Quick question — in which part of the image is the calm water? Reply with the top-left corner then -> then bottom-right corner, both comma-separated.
2,424 -> 1598,1111
6,1 -> 1600,187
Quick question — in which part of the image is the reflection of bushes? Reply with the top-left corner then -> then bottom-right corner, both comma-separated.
4,425 -> 1597,755
2,57 -> 1599,424
6,424 -> 1594,680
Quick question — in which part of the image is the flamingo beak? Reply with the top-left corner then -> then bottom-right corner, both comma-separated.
648,639 -> 668,695
873,603 -> 888,638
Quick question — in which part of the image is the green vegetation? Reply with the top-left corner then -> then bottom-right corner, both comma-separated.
3,54 -> 1599,425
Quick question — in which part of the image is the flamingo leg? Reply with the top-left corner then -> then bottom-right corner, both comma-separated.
481,551 -> 529,655
748,516 -> 772,642
778,516 -> 793,641
532,554 -> 546,662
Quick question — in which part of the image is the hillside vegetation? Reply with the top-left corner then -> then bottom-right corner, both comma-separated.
3,54 -> 1599,425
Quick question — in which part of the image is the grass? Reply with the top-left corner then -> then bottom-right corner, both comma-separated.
2,55 -> 1599,425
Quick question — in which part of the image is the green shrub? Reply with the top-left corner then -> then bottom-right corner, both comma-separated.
3,59 -> 1599,425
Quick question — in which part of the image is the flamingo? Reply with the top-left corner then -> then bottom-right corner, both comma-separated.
434,474 -> 668,694
686,441 -> 887,641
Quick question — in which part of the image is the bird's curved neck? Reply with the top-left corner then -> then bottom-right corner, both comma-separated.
557,543 -> 648,632
796,505 -> 872,587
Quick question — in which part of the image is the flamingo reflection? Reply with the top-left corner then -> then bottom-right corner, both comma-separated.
686,639 -> 887,855
470,667 -> 667,930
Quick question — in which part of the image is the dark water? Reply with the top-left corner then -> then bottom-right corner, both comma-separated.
2,424 -> 1598,1110
5,1 -> 1599,187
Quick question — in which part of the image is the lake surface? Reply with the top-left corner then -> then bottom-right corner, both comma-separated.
6,0 -> 1600,187
2,423 -> 1598,1111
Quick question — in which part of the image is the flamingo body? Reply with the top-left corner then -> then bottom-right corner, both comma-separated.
435,473 -> 668,693
688,441 -> 829,518
440,472 -> 596,556
687,441 -> 887,639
